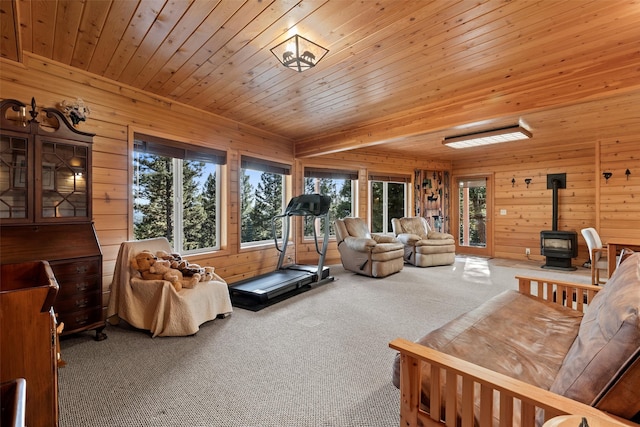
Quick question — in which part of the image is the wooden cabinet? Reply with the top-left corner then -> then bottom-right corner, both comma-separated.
0,223 -> 106,340
0,261 -> 59,427
0,98 -> 93,224
414,169 -> 451,233
0,98 -> 105,340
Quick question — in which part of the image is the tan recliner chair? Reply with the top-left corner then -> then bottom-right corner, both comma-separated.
391,217 -> 456,267
334,217 -> 405,278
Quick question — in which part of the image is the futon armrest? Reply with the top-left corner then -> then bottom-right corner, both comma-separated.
516,276 -> 601,312
389,338 -> 636,427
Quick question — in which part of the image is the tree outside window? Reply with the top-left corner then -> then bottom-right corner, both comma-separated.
132,135 -> 223,254
370,175 -> 408,234
303,168 -> 356,237
240,156 -> 289,246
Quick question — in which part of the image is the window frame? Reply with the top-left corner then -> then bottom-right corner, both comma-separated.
132,133 -> 225,254
240,155 -> 291,248
368,173 -> 410,234
303,167 -> 358,239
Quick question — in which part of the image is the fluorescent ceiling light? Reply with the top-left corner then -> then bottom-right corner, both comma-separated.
443,125 -> 532,149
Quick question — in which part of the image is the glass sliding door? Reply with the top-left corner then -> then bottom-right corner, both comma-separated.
455,176 -> 492,256
370,178 -> 407,233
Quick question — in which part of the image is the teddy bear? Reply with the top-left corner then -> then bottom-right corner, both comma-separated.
131,250 -> 200,291
181,262 -> 204,277
149,259 -> 183,292
181,274 -> 200,289
156,250 -> 204,280
200,266 -> 215,282
130,251 -> 165,281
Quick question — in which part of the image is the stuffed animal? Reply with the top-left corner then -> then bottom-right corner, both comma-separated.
130,251 -> 165,281
149,259 -> 183,292
200,266 -> 215,282
156,251 -> 200,290
181,273 -> 200,289
156,250 -> 183,269
156,250 -> 204,278
181,262 -> 204,277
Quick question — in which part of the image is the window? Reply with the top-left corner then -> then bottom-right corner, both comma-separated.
240,156 -> 290,246
369,174 -> 409,233
133,133 -> 225,254
303,168 -> 357,237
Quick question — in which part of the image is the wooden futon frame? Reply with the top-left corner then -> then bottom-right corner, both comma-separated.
390,276 -> 638,427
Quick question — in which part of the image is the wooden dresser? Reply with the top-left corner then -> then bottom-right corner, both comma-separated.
0,98 -> 106,340
1,261 -> 59,427
0,223 -> 106,339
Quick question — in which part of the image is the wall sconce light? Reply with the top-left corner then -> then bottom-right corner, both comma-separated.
270,34 -> 329,72
602,172 -> 613,183
443,125 -> 532,149
511,177 -> 516,187
625,169 -> 631,180
524,178 -> 532,188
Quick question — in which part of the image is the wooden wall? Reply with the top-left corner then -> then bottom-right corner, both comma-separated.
2,53 -> 639,315
0,54 -> 297,313
452,138 -> 640,267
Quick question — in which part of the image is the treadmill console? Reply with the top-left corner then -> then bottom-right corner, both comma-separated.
284,194 -> 331,216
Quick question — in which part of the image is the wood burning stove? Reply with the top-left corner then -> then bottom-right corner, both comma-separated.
541,173 -> 577,270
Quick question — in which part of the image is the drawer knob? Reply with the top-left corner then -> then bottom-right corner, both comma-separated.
75,298 -> 89,308
75,315 -> 89,325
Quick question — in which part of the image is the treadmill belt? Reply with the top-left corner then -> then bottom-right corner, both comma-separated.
229,269 -> 315,311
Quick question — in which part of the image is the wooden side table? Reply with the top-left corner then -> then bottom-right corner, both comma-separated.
606,239 -> 640,278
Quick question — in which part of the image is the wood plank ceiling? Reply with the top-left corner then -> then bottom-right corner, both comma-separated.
1,0 -> 640,160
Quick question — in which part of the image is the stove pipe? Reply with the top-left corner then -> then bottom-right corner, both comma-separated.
551,179 -> 559,231
546,173 -> 566,231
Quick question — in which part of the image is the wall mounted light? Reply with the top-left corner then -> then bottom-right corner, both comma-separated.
524,178 -> 532,188
271,34 -> 329,72
443,125 -> 532,149
625,169 -> 631,180
602,172 -> 613,183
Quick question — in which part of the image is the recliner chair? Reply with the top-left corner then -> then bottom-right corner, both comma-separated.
334,217 -> 404,278
391,217 -> 456,267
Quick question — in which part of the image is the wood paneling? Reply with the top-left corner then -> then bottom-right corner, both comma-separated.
0,54 -> 298,312
3,0 -> 640,157
2,0 -> 640,305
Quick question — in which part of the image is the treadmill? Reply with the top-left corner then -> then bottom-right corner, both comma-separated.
229,194 -> 334,306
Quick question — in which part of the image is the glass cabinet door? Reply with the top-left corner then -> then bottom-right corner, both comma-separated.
0,133 -> 30,221
37,138 -> 90,221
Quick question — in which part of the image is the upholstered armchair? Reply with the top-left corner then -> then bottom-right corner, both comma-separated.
334,217 -> 404,278
391,217 -> 456,267
107,237 -> 233,337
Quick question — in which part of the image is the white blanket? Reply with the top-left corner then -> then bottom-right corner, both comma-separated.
106,237 -> 232,337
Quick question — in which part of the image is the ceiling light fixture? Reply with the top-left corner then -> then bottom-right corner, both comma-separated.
270,34 -> 328,72
443,125 -> 532,149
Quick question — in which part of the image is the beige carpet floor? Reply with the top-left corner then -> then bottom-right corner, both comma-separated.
58,256 -> 591,427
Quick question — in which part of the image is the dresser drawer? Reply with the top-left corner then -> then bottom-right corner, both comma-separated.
54,290 -> 102,313
56,274 -> 101,299
59,306 -> 103,334
50,258 -> 100,279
